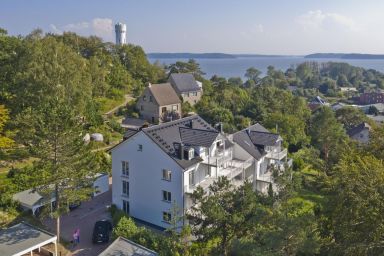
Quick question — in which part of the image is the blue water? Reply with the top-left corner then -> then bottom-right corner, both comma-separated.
149,56 -> 384,79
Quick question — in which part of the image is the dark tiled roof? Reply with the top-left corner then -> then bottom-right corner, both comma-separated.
168,73 -> 201,93
122,117 -> 148,129
143,115 -> 218,169
123,129 -> 139,140
148,83 -> 181,106
179,127 -> 219,148
232,123 -> 280,160
249,131 -> 280,146
99,236 -> 158,256
347,122 -> 371,137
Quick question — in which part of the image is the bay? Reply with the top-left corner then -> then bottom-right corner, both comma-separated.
148,56 -> 384,79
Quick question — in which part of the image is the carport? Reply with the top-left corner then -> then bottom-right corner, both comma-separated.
0,222 -> 57,256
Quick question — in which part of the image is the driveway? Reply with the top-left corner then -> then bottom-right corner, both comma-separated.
43,185 -> 112,256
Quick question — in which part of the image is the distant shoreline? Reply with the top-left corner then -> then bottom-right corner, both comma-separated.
147,52 -> 384,60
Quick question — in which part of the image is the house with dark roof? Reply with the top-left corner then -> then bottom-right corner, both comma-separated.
231,124 -> 291,193
110,115 -> 254,229
168,73 -> 203,106
110,115 -> 290,229
136,83 -> 181,124
347,122 -> 371,144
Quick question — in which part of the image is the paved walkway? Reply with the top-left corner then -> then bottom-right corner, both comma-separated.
43,187 -> 112,256
103,94 -> 134,118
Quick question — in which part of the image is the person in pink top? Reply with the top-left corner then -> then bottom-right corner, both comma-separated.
76,228 -> 80,243
72,231 -> 78,247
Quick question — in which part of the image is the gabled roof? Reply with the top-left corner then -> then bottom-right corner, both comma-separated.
142,115 -> 218,169
148,83 -> 181,106
168,73 -> 201,93
179,127 -> 219,148
0,222 -> 57,256
232,123 -> 281,160
99,236 -> 158,256
347,122 -> 371,137
249,131 -> 280,146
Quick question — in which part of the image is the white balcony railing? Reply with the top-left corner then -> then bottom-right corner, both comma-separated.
185,158 -> 254,194
266,148 -> 287,160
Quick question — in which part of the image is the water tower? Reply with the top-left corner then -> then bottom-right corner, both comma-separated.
115,22 -> 127,45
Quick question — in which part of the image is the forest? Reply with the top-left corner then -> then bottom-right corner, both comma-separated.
1,29 -> 384,255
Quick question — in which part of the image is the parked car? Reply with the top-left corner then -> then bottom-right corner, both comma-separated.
68,201 -> 81,211
92,220 -> 112,244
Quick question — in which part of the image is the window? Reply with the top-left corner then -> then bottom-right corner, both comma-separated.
143,95 -> 147,101
192,92 -> 197,96
122,180 -> 129,197
172,105 -> 178,111
123,200 -> 129,214
188,149 -> 194,160
121,161 -> 129,176
149,96 -> 153,102
140,105 -> 144,111
189,171 -> 195,185
162,211 -> 171,223
162,107 -> 167,113
162,169 -> 172,181
138,144 -> 143,151
162,190 -> 172,202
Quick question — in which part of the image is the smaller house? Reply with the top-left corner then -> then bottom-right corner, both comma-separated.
168,73 -> 203,106
0,222 -> 57,256
99,236 -> 158,256
347,122 -> 371,144
136,83 -> 181,123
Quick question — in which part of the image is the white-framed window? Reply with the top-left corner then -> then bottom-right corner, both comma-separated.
162,211 -> 171,223
189,171 -> 195,185
138,144 -> 143,151
123,200 -> 129,214
143,95 -> 147,101
162,169 -> 172,181
122,180 -> 129,197
188,149 -> 194,160
149,96 -> 153,102
122,161 -> 129,176
192,92 -> 197,96
162,190 -> 171,202
172,105 -> 178,111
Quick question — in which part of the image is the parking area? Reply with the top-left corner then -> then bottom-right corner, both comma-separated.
43,183 -> 112,256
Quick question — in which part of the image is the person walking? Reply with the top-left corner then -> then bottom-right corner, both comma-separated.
76,228 -> 80,244
72,230 -> 78,248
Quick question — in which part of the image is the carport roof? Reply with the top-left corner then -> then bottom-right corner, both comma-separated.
0,222 -> 57,256
99,236 -> 158,256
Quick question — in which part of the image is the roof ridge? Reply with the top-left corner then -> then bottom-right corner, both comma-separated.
143,115 -> 199,132
179,126 -> 219,134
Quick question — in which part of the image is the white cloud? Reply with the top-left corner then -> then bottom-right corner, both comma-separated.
49,24 -> 62,34
296,10 -> 359,31
91,18 -> 113,37
63,21 -> 90,31
49,18 -> 114,41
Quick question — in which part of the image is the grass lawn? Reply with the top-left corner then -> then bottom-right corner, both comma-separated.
96,97 -> 126,114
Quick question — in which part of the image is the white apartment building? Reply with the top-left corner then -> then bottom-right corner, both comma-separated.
110,115 -> 289,229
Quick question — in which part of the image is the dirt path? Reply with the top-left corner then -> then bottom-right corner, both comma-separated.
103,94 -> 134,118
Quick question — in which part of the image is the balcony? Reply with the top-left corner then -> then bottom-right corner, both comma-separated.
265,148 -> 287,161
184,158 -> 254,194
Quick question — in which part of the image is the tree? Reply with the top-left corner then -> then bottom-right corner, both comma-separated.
0,105 -> 13,148
309,107 -> 348,168
189,177 -> 268,255
17,99 -> 99,242
335,106 -> 368,130
168,59 -> 205,78
245,67 -> 262,85
320,153 -> 384,255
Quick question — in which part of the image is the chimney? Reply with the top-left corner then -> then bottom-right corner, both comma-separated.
179,143 -> 184,160
219,123 -> 223,133
246,128 -> 250,135
148,82 -> 152,88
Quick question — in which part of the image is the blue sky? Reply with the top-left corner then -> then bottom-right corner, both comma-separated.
1,0 -> 384,54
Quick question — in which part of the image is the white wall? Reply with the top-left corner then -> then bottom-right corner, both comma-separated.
111,132 -> 184,229
93,174 -> 109,197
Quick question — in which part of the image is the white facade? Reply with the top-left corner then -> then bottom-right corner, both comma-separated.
115,22 -> 127,45
93,173 -> 109,197
111,132 -> 185,229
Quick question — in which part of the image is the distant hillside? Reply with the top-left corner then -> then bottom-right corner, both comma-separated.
306,53 -> 384,59
147,53 -> 290,59
147,53 -> 236,59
